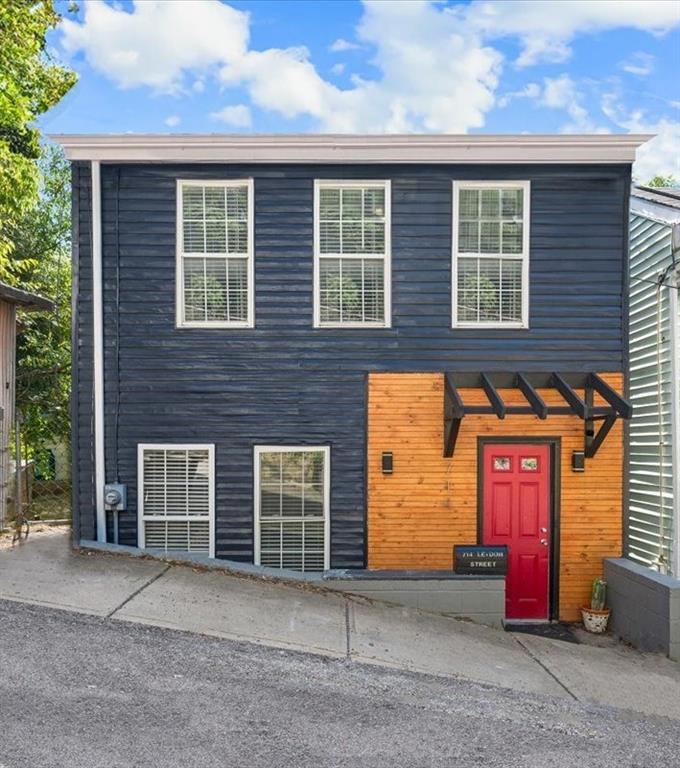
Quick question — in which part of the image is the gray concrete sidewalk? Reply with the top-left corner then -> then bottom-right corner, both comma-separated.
2,527 -> 680,720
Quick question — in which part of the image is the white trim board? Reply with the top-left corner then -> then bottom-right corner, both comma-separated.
51,133 -> 653,164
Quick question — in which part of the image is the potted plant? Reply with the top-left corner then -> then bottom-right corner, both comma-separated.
581,578 -> 610,633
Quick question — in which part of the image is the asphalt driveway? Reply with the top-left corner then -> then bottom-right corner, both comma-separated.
1,599 -> 679,768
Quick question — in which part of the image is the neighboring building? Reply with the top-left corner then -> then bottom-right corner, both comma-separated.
0,282 -> 54,529
627,186 -> 680,575
56,133 -> 647,624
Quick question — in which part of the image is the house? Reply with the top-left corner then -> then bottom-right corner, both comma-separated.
55,133 -> 649,625
627,185 -> 680,575
0,281 -> 54,530
602,185 -> 680,660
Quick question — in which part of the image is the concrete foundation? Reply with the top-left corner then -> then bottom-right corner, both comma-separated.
323,570 -> 505,627
605,558 -> 680,661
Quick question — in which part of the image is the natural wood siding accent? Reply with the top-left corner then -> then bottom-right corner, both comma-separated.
367,373 -> 624,621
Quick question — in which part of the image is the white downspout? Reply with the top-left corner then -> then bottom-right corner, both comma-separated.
91,161 -> 106,542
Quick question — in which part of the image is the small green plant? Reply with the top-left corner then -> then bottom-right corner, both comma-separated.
590,578 -> 607,611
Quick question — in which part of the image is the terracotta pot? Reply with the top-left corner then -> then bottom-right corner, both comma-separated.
581,606 -> 610,634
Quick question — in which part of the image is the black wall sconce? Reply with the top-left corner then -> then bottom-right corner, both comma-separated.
572,451 -> 585,472
382,451 -> 393,475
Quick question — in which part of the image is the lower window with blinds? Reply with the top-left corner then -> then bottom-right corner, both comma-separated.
138,444 -> 215,557
254,446 -> 330,572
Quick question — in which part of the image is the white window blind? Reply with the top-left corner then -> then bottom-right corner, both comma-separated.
138,445 -> 214,556
453,182 -> 529,327
315,181 -> 390,327
177,180 -> 253,327
255,447 -> 330,572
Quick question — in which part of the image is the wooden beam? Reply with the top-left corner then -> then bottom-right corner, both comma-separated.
480,373 -> 506,419
443,374 -> 465,457
551,373 -> 588,419
585,413 -> 617,458
588,373 -> 633,419
516,373 -> 548,419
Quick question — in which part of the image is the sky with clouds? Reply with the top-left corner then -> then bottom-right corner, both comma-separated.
44,0 -> 680,180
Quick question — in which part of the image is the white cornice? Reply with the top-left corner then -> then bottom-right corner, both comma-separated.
49,133 -> 653,164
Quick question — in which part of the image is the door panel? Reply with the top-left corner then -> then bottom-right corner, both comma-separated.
483,444 -> 551,620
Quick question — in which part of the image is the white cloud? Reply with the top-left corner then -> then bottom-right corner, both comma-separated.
61,0 -> 249,92
458,0 -> 680,67
528,74 -> 612,133
497,82 -> 540,109
59,0 -> 680,135
164,115 -> 180,128
620,52 -> 655,76
330,38 -> 360,52
331,62 -> 346,76
210,104 -> 252,128
602,94 -> 680,180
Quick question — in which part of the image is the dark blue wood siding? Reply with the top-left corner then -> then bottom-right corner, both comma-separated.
72,162 -> 629,566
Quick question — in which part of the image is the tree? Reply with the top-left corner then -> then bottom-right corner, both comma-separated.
13,145 -> 71,461
646,175 -> 679,188
0,1 -> 76,275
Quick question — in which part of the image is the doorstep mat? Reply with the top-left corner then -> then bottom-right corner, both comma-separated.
505,622 -> 580,644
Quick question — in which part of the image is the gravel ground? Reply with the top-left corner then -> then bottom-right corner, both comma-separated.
0,599 -> 677,768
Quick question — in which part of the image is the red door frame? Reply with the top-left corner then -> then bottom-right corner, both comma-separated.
477,437 -> 561,622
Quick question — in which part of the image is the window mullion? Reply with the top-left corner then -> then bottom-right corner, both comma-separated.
225,257 -> 230,324
202,257 -> 208,322
339,189 -> 344,255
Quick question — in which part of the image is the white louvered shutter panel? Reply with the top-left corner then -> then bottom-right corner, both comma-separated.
140,447 -> 212,554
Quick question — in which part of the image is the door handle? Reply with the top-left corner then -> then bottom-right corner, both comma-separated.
540,527 -> 548,533
540,538 -> 549,546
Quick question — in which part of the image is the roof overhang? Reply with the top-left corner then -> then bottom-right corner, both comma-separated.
49,133 -> 653,165
0,282 -> 54,312
444,372 -> 631,462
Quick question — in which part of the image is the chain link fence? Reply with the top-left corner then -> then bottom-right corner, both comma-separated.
3,416 -> 71,531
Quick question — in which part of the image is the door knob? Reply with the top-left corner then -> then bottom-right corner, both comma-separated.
540,538 -> 549,546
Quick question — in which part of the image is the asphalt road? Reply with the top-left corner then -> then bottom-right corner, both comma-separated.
0,600 -> 677,768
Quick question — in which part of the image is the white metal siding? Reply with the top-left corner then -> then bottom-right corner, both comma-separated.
628,213 -> 676,571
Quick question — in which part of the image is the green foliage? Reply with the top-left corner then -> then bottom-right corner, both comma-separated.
13,145 -> 71,451
646,175 -> 679,188
0,1 -> 76,273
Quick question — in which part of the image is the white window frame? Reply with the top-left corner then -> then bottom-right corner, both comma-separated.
253,445 -> 331,570
313,179 -> 392,329
137,443 -> 215,558
176,179 -> 255,329
451,180 -> 530,329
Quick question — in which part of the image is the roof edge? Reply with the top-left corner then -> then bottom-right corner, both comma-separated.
49,133 -> 654,164
0,282 -> 54,311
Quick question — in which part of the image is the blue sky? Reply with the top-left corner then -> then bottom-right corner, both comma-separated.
44,0 -> 680,178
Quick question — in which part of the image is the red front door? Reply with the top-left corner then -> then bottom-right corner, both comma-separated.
482,444 -> 551,621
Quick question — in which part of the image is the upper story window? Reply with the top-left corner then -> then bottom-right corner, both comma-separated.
176,180 -> 254,328
452,181 -> 530,328
314,180 -> 391,328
